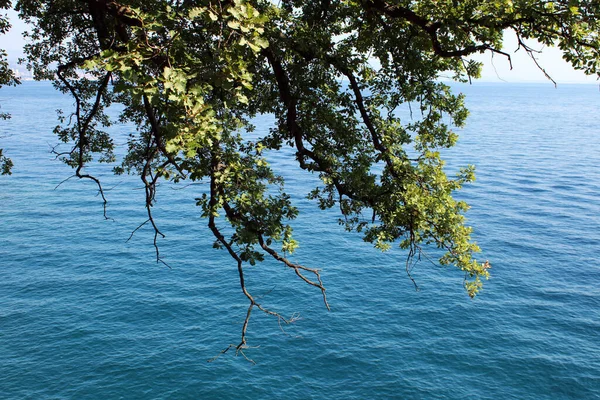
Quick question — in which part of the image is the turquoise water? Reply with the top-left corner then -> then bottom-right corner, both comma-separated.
1,82 -> 599,398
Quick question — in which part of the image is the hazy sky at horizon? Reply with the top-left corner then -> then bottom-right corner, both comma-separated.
1,9 -> 597,84
469,30 -> 596,84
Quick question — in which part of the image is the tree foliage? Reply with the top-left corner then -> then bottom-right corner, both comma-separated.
0,0 -> 19,174
6,0 -> 600,354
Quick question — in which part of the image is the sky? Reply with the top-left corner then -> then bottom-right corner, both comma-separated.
470,30 -> 596,84
1,9 -> 597,84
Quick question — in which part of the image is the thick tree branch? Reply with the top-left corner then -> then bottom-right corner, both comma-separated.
364,0 -> 521,60
263,47 -> 377,208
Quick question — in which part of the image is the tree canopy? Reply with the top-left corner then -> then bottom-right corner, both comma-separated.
2,0 -> 599,354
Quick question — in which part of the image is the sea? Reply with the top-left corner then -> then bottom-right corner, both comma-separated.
0,81 -> 599,399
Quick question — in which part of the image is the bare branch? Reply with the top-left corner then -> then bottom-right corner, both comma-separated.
257,234 -> 330,310
515,34 -> 557,87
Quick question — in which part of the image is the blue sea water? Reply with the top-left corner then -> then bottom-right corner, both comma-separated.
0,81 -> 599,399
